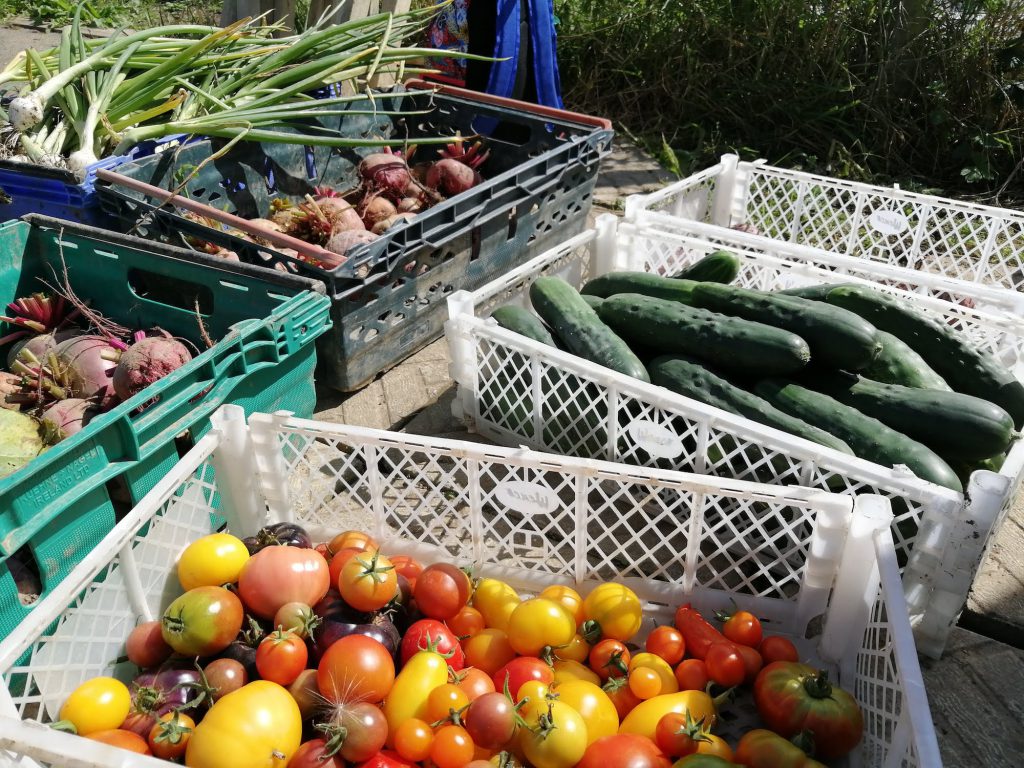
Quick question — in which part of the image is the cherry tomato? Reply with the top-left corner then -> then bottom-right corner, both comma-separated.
551,680 -> 619,745
696,733 -> 734,761
492,657 -> 554,701
577,734 -> 671,768
290,739 -> 345,768
464,691 -> 518,750
628,667 -> 662,699
759,635 -> 800,664
582,584 -> 642,643
430,725 -> 475,768
588,639 -> 631,680
415,564 -> 472,620
256,629 -> 308,686
59,677 -> 131,735
462,629 -> 515,676
161,585 -> 244,657
203,658 -> 248,701
274,601 -> 320,638
328,546 -> 365,589
454,667 -> 496,701
287,669 -> 321,720
718,608 -> 763,648
674,659 -> 710,691
148,711 -> 194,760
654,711 -> 710,758
238,545 -> 331,620
507,598 -> 575,656
628,653 -> 678,695
426,683 -> 471,723
125,620 -> 172,669
318,634 -> 395,704
555,634 -> 590,664
520,700 -> 587,768
705,644 -> 746,688
646,626 -> 685,666
471,578 -> 519,631
177,532 -> 249,590
449,605 -> 486,638
390,555 -> 424,587
539,585 -> 585,626
401,619 -> 466,670
338,550 -> 399,612
735,643 -> 763,685
393,718 -> 434,762
332,701 -> 389,762
85,729 -> 151,754
328,530 -> 378,555
602,676 -> 641,719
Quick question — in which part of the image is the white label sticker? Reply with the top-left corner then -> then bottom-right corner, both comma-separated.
627,420 -> 685,459
868,210 -> 910,235
495,481 -> 558,515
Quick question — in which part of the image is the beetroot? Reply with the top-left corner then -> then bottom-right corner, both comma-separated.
112,336 -> 192,402
371,212 -> 416,235
323,229 -> 379,265
53,335 -> 119,407
426,158 -> 481,197
6,328 -> 81,369
40,398 -> 100,444
315,197 -> 365,232
358,151 -> 411,198
397,196 -> 424,213
360,195 -> 397,230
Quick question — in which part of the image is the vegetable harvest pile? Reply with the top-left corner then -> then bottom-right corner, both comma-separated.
57,525 -> 864,767
490,250 -> 1023,494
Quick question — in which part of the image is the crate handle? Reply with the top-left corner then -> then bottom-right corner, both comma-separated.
96,169 -> 342,267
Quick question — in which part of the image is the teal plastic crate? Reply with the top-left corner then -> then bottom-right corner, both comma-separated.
0,215 -> 331,639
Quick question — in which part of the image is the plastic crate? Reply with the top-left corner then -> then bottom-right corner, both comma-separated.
444,215 -> 1024,659
97,82 -> 613,391
0,136 -> 187,226
0,215 -> 331,643
624,153 -> 1024,292
0,404 -> 940,766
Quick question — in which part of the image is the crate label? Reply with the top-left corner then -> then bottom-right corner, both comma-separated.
868,210 -> 909,235
19,447 -> 102,507
495,481 -> 558,515
628,420 -> 684,459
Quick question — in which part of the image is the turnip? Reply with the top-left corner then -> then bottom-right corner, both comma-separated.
371,212 -> 416,235
323,230 -> 379,266
53,335 -> 120,406
40,398 -> 100,444
0,409 -> 45,479
360,195 -> 397,230
6,328 -> 82,369
112,336 -> 192,402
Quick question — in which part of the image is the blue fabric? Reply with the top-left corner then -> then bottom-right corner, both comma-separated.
527,0 -> 564,109
485,0 -> 522,99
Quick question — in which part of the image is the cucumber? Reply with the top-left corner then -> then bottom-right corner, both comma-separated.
776,282 -> 861,301
861,330 -> 952,391
581,271 -> 697,303
490,306 -> 556,346
803,370 -> 1015,462
581,294 -> 605,311
596,293 -> 811,376
689,282 -> 882,371
673,250 -> 741,283
824,285 -> 1024,429
755,379 -> 963,492
529,277 -> 650,382
649,355 -> 853,455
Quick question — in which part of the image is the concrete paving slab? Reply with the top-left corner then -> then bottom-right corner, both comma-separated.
963,492 -> 1024,644
592,138 -> 677,210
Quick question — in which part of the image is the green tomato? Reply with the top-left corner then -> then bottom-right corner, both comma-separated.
161,585 -> 243,656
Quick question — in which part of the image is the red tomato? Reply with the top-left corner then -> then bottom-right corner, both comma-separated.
448,605 -> 486,638
735,643 -> 763,685
354,751 -> 418,768
491,657 -> 554,701
328,547 -> 365,591
602,676 -> 642,719
256,629 -> 308,686
414,563 -> 471,620
391,555 -> 424,590
430,725 -> 475,768
759,635 -> 800,664
588,639 -> 631,680
674,604 -> 728,661
674,659 -> 709,691
318,634 -> 396,704
654,711 -> 709,758
453,667 -> 495,701
290,739 -> 345,768
238,545 -> 330,620
577,734 -> 672,768
705,644 -> 745,688
645,626 -> 685,666
85,729 -> 151,754
339,551 -> 399,612
400,619 -> 466,670
125,621 -> 172,668
719,608 -> 763,648
148,711 -> 194,760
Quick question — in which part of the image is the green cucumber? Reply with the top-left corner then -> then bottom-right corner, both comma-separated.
596,293 -> 811,376
861,330 -> 952,391
490,306 -> 556,346
689,282 -> 882,371
529,277 -> 649,382
581,271 -> 698,304
803,370 -> 1015,462
755,379 -> 963,492
824,285 -> 1024,429
650,356 -> 853,455
776,282 -> 861,301
673,250 -> 741,283
581,294 -> 605,311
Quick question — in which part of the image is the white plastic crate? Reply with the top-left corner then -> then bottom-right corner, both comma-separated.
624,153 -> 1024,293
0,405 -> 939,767
444,215 -> 1024,659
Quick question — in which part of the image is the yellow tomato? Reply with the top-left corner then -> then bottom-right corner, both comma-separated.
462,628 -> 516,676
582,584 -> 642,643
507,598 -> 576,656
552,659 -> 601,686
539,585 -> 585,626
550,680 -> 618,744
629,652 -> 679,695
473,578 -> 520,631
516,680 -> 552,717
185,681 -> 301,768
697,734 -> 735,761
59,677 -> 130,736
555,633 -> 590,664
521,700 -> 588,768
177,533 -> 250,590
617,691 -> 717,741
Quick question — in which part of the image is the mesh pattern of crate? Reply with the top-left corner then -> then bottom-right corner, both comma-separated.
624,154 -> 1024,292
445,216 -> 1024,659
0,406 -> 939,767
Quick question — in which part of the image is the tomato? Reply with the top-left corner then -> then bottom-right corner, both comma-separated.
274,601 -> 320,639
391,555 -> 424,585
471,578 -> 520,631
239,545 -> 331,620
520,700 -> 587,768
178,532 -> 250,590
401,619 -> 466,670
758,636 -> 799,665
645,626 -> 685,666
515,680 -> 551,716
674,605 -> 728,661
552,659 -> 600,686
430,725 -> 475,768
654,711 -> 710,758
716,607 -> 762,648
328,530 -> 378,555
287,669 -> 320,720
463,629 -> 515,676
555,633 -> 590,663
539,585 -> 585,626
323,701 -> 389,762
753,662 -> 863,760
85,729 -> 151,754
492,657 -> 554,701
550,680 -> 618,745
355,750 -> 419,768
161,585 -> 244,657
148,711 -> 194,760
629,653 -> 678,695
588,639 -> 631,680
734,729 -> 827,768
449,605 -> 486,638
383,648 -> 450,743
454,666 -> 497,701
59,677 -> 130,735
582,583 -> 642,643
576,734 -> 671,768
696,734 -> 734,761
734,643 -> 763,685
628,667 -> 660,699
602,676 -> 641,719
393,718 -> 434,761
318,634 -> 396,704
256,629 -> 308,686
339,550 -> 399,611
618,690 -> 717,741
705,644 -> 745,688
674,659 -> 709,692
186,680 -> 302,767
674,757 -> 740,768
328,547 -> 365,590
415,563 -> 472,620
465,691 -> 518,750
125,620 -> 172,668
507,598 -> 576,656
427,683 -> 471,723
289,739 -> 345,768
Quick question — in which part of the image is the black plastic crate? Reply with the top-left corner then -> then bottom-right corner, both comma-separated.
97,82 -> 613,390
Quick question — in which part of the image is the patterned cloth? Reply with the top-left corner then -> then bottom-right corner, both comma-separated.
426,0 -> 471,80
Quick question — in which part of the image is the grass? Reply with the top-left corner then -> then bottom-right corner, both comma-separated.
0,0 -> 221,29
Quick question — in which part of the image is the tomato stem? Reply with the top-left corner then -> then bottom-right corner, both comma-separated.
580,620 -> 602,645
803,670 -> 834,699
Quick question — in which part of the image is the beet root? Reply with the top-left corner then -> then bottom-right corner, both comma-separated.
426,158 -> 481,197
40,397 -> 101,444
54,335 -> 120,407
112,337 -> 193,402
